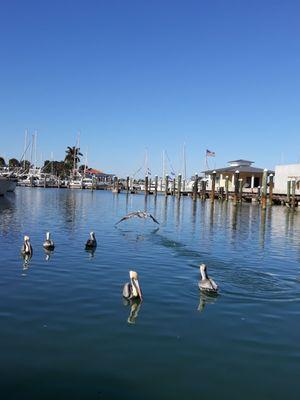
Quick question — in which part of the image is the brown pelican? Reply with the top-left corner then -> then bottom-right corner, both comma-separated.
85,232 -> 97,249
123,271 -> 143,301
43,232 -> 55,251
21,235 -> 33,258
198,264 -> 218,293
116,211 -> 159,225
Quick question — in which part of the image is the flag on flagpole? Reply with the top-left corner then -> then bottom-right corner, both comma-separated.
206,149 -> 215,157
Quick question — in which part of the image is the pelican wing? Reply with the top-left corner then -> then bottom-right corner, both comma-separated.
148,214 -> 159,224
115,212 -> 139,225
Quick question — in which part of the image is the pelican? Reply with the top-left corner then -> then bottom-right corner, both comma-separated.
198,264 -> 218,293
21,235 -> 33,258
85,232 -> 97,249
123,271 -> 143,301
116,211 -> 159,225
43,232 -> 55,251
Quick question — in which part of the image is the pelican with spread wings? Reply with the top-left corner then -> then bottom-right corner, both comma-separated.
115,211 -> 159,225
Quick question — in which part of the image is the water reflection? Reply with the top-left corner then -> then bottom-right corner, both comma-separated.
85,248 -> 96,258
44,249 -> 54,261
123,298 -> 142,324
22,253 -> 32,273
197,291 -> 219,313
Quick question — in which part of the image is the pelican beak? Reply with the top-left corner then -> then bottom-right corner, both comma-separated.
134,279 -> 143,301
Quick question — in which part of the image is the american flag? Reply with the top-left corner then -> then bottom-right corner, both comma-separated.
206,149 -> 215,157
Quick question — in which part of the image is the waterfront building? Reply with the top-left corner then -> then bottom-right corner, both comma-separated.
84,168 -> 114,183
203,159 -> 274,192
274,163 -> 300,194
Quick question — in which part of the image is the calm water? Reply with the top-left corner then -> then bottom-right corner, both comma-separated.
0,188 -> 300,399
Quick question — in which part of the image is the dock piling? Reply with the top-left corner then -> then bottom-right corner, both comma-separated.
165,175 -> 169,197
154,175 -> 158,196
210,171 -> 216,202
225,176 -> 229,201
177,174 -> 182,198
192,173 -> 198,201
261,168 -> 268,209
269,174 -> 274,205
233,170 -> 240,205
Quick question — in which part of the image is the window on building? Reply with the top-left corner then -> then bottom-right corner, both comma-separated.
254,177 -> 260,187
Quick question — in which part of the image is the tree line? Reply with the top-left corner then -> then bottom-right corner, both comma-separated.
0,146 -> 87,177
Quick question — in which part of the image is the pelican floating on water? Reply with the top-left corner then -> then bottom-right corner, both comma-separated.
116,211 -> 159,225
123,271 -> 143,301
198,264 -> 218,293
85,232 -> 97,249
43,232 -> 55,251
21,235 -> 33,258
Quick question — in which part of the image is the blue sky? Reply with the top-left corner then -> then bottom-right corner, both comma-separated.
0,0 -> 300,177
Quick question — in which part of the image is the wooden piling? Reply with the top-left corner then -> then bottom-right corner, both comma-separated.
268,174 -> 274,205
291,179 -> 296,209
145,176 -> 149,196
261,168 -> 268,210
239,178 -> 243,202
165,175 -> 169,197
287,180 -> 291,204
126,176 -> 130,192
154,175 -> 158,196
177,174 -> 182,198
210,171 -> 216,202
225,176 -> 229,201
172,178 -> 176,196
201,179 -> 207,200
233,170 -> 240,205
192,173 -> 198,201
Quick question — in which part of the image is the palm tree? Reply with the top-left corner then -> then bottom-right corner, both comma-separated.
64,146 -> 83,172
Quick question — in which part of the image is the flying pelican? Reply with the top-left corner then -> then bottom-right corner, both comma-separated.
198,264 -> 218,293
116,211 -> 159,225
21,235 -> 33,258
123,271 -> 143,301
85,232 -> 97,249
43,232 -> 55,251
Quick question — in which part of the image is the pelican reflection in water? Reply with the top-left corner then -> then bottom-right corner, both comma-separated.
44,249 -> 54,261
198,291 -> 218,312
123,298 -> 142,324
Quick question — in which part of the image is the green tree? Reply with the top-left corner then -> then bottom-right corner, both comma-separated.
64,146 -> 83,172
0,157 -> 6,167
9,158 -> 20,168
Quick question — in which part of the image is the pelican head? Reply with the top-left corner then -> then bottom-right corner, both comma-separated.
90,231 -> 95,239
129,270 -> 143,300
46,232 -> 51,240
24,235 -> 30,242
200,264 -> 208,279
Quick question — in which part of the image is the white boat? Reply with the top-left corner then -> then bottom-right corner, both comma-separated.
69,178 -> 83,189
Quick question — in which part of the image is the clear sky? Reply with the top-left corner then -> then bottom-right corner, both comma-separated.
1,0 -> 300,177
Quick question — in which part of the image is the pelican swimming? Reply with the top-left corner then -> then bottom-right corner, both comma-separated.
198,264 -> 218,293
43,232 -> 55,251
116,211 -> 159,225
85,232 -> 97,249
123,271 -> 143,301
21,235 -> 33,258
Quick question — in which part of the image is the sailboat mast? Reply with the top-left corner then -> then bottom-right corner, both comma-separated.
23,129 -> 28,170
162,150 -> 166,178
182,143 -> 187,181
34,131 -> 37,169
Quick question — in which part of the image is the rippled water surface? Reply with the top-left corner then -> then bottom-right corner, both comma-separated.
1,188 -> 300,399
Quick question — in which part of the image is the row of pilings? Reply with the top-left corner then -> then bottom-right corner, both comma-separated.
111,170 -> 298,210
